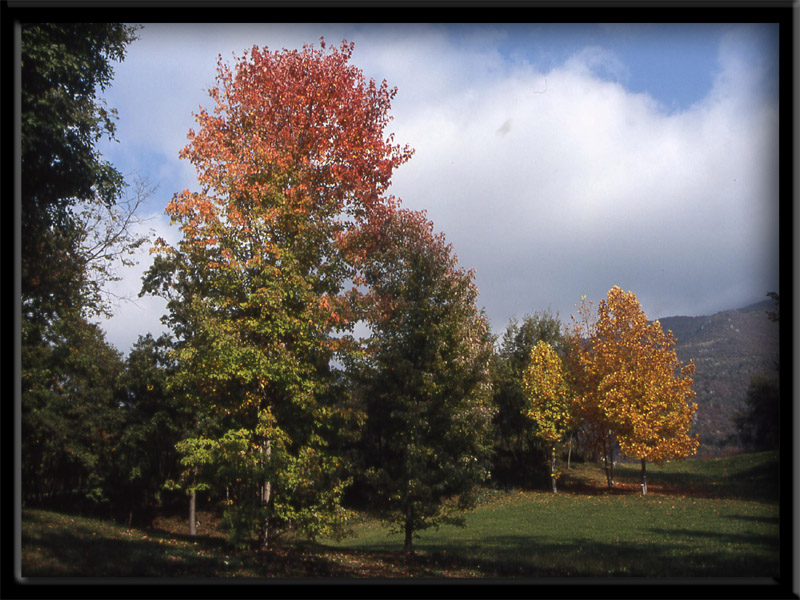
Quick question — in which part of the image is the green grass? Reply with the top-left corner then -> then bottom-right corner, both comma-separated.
320,450 -> 781,577
21,450 -> 781,578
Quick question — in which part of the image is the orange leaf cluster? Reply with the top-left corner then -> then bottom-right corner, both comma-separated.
567,286 -> 699,463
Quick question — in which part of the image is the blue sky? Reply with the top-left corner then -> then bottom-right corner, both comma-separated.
432,23 -> 734,110
93,22 -> 781,355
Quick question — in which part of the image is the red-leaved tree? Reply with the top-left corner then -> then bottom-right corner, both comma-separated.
145,39 -> 412,548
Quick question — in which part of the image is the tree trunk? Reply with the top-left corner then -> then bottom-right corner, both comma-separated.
403,472 -> 415,556
258,439 -> 272,550
604,432 -> 614,488
551,446 -> 558,494
404,503 -> 414,556
189,465 -> 198,536
567,432 -> 573,470
641,458 -> 647,496
188,489 -> 196,536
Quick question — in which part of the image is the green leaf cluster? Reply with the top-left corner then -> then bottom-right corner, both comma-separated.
351,210 -> 496,553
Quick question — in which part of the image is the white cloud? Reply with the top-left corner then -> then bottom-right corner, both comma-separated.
380,26 -> 778,328
95,23 -> 779,351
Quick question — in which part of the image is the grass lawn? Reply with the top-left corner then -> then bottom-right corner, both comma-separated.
20,451 -> 781,578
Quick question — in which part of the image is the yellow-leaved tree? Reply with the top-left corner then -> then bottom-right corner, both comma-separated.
569,286 -> 699,494
522,341 -> 574,494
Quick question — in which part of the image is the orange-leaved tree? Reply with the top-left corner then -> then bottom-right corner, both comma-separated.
143,39 -> 413,548
568,286 -> 698,493
522,341 -> 574,494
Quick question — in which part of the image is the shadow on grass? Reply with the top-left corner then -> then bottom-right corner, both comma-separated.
727,515 -> 779,525
335,530 -> 780,578
23,510 -> 397,578
23,525 -> 223,577
22,508 -> 781,579
568,457 -> 779,503
647,528 -> 780,551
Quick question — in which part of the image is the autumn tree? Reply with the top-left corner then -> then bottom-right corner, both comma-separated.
349,209 -> 495,555
144,39 -> 412,548
568,286 -> 698,493
491,311 -> 565,486
522,341 -> 574,493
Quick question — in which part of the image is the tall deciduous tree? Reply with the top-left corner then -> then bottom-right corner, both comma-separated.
21,23 -> 139,322
145,39 -> 412,548
21,23 -> 143,516
568,286 -> 698,493
351,209 -> 495,555
522,341 -> 574,493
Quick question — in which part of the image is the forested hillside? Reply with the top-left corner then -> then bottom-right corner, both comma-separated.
658,300 -> 779,454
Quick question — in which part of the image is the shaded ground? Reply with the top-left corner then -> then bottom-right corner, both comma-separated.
21,509 -> 479,578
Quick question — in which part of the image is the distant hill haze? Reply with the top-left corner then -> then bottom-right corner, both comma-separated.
656,300 -> 779,455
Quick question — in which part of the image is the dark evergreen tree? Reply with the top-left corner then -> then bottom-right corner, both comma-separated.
351,209 -> 495,555
110,334 -> 189,525
22,312 -> 125,507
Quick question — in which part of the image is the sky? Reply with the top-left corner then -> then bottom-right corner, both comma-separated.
93,22 -> 781,355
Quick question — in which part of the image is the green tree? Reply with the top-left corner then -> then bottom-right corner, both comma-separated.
21,24 -> 149,517
21,311 -> 125,506
21,23 -> 139,322
351,209 -> 495,555
144,39 -> 410,549
112,334 -> 188,525
491,311 -> 565,487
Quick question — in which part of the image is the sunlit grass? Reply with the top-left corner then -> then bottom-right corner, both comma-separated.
320,451 -> 780,576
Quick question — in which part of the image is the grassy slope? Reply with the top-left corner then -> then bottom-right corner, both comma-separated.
21,451 -> 780,578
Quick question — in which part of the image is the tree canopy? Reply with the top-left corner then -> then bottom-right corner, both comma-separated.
351,208 -> 495,554
144,38 -> 412,548
21,23 -> 139,322
568,286 -> 698,492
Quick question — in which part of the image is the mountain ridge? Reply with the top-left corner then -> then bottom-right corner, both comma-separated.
656,299 -> 779,455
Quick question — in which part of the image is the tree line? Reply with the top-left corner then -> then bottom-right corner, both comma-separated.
22,24 -> 760,556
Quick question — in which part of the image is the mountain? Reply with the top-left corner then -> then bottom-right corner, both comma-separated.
657,300 -> 780,455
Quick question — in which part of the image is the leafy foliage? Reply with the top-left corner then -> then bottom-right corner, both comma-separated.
351,209 -> 496,554
491,311 -> 565,487
21,23 -> 139,322
522,341 -> 574,492
145,38 -> 411,547
21,311 -> 125,505
567,287 -> 698,489
111,334 -> 188,520
523,341 -> 573,445
21,23 -> 153,518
